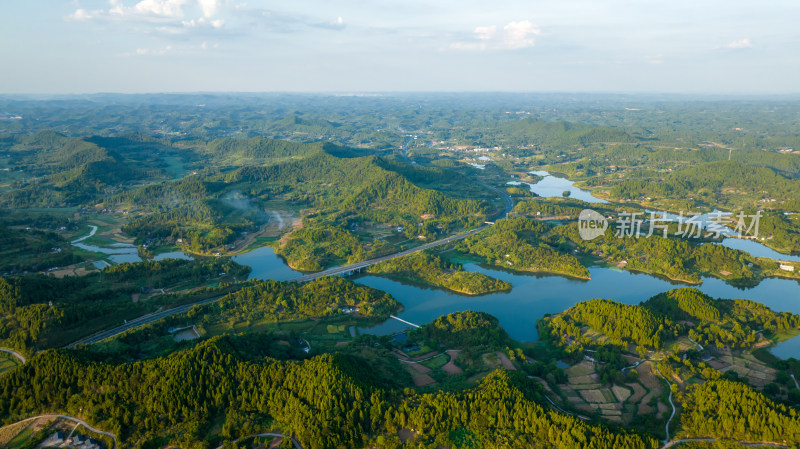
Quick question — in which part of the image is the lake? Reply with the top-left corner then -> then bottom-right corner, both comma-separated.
508,170 -> 608,203
720,238 -> 800,262
237,246 -> 800,352
233,246 -> 302,281
72,217 -> 800,356
355,263 -> 800,342
771,334 -> 800,360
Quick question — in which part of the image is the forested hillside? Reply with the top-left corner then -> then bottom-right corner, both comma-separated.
2,93 -> 800,449
609,160 -> 800,209
0,336 -> 659,449
553,222 -> 759,285
0,131 -> 176,207
108,140 -> 489,264
681,379 -> 800,444
545,299 -> 669,350
0,259 -> 249,354
367,251 -> 511,295
203,136 -> 323,165
544,288 -> 800,353
457,217 -> 589,278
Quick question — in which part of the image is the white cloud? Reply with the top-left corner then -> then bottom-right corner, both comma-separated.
68,0 -> 224,24
67,9 -> 94,21
132,44 -> 173,56
728,38 -> 753,49
181,16 -> 223,28
452,20 -> 540,51
133,0 -> 189,18
502,20 -> 540,49
474,25 -> 496,41
197,0 -> 220,18
65,0 -> 232,41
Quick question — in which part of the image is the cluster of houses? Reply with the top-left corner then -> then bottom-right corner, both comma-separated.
442,145 -> 502,154
42,431 -> 104,449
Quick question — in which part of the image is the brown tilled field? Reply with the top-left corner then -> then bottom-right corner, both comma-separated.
442,350 -> 463,375
495,352 -> 517,370
565,360 -> 595,377
579,389 -> 609,403
408,362 -> 432,374
612,385 -> 632,402
625,382 -> 647,404
412,374 -> 436,387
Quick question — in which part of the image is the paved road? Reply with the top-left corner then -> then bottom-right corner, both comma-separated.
655,366 -> 677,445
68,223 -> 493,346
3,414 -> 117,449
71,225 -> 98,244
65,180 -> 513,347
290,178 -> 512,283
477,180 -> 514,221
0,347 -> 26,364
67,295 -> 225,348
290,225 -> 489,282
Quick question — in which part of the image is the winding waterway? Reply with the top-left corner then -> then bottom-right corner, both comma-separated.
70,226 -> 193,264
68,200 -> 800,355
226,169 -> 800,348
235,247 -> 800,346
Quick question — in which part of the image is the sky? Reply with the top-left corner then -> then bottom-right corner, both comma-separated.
1,0 -> 799,94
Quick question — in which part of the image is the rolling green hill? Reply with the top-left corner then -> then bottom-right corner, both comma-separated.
0,335 -> 658,449
0,132 -> 171,207
610,160 -> 800,209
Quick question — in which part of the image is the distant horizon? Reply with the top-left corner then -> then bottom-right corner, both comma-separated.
2,91 -> 800,98
3,1 -> 799,94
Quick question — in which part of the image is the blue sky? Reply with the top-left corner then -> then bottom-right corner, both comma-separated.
1,0 -> 799,93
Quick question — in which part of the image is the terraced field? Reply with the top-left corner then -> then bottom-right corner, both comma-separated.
554,359 -> 668,424
0,352 -> 20,376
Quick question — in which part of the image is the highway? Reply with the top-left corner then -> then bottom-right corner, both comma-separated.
65,180 -> 513,348
291,177 -> 516,283
66,295 -> 225,348
290,224 -> 489,282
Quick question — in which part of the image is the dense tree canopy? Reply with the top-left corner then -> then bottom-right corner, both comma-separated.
0,336 -> 659,449
368,251 -> 511,295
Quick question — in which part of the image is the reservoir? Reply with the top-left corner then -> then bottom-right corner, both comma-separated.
237,248 -> 800,348
508,170 -> 608,203
70,214 -> 800,354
